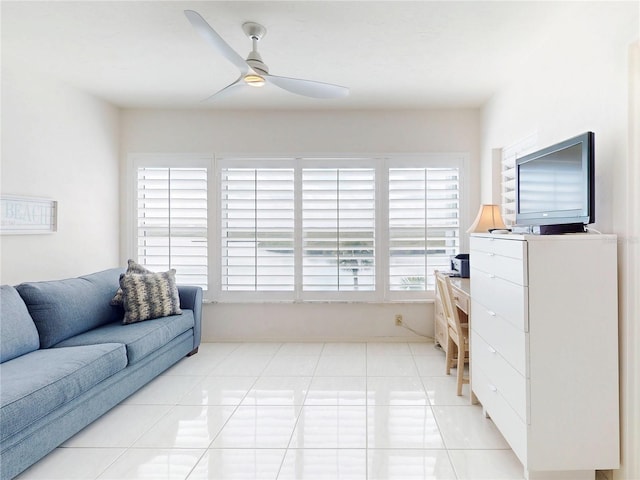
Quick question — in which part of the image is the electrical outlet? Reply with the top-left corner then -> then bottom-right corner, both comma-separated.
596,470 -> 613,480
395,314 -> 403,326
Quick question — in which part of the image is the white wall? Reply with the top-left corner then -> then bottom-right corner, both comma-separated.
1,67 -> 120,284
121,108 -> 480,155
623,39 -> 640,480
121,108 -> 480,341
479,3 -> 638,479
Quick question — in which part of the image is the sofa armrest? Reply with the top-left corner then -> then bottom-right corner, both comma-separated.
178,286 -> 202,352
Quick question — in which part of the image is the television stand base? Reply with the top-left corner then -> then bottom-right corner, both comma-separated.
532,223 -> 587,235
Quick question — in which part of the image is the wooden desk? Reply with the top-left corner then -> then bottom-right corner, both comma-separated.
434,275 -> 475,402
434,276 -> 470,351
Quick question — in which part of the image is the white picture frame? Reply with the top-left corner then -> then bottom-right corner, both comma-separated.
0,195 -> 58,234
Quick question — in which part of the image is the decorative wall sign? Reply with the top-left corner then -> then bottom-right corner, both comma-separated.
1,196 -> 57,234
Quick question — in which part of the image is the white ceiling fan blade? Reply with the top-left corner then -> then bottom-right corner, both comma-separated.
184,10 -> 249,74
201,76 -> 246,102
265,74 -> 349,99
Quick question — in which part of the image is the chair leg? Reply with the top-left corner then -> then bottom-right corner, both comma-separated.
445,337 -> 454,375
456,346 -> 465,396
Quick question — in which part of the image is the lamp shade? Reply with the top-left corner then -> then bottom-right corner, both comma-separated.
467,204 -> 507,233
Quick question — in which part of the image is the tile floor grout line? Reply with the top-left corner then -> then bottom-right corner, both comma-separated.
183,448 -> 210,480
272,342 -> 324,480
411,343 -> 461,480
90,447 -> 129,480
364,341 -> 369,480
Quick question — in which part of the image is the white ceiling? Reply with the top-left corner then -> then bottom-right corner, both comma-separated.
0,1 -> 625,110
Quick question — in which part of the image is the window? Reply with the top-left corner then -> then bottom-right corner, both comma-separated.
133,156 -> 209,290
220,166 -> 295,292
131,154 -> 465,301
302,167 -> 376,292
388,166 -> 460,292
500,133 -> 538,225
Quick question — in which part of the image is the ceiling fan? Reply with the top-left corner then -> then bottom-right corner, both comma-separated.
184,10 -> 350,102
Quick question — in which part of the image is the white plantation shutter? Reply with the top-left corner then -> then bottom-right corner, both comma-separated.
388,167 -> 460,291
302,167 -> 375,292
132,153 -> 467,301
501,133 -> 538,225
220,167 -> 295,291
136,167 -> 208,289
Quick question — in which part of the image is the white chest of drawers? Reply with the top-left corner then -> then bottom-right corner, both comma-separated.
470,233 -> 619,480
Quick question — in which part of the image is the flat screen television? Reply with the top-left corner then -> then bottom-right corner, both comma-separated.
515,131 -> 594,234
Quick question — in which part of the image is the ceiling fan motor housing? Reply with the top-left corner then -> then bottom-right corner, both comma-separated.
246,52 -> 269,75
243,22 -> 269,75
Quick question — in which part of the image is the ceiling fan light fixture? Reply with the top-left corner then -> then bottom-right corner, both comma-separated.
244,74 -> 266,87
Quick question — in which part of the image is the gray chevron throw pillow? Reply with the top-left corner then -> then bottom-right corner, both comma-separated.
120,270 -> 182,324
110,259 -> 152,306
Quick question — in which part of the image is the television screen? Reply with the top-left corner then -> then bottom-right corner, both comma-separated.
518,143 -> 584,213
516,132 -> 594,227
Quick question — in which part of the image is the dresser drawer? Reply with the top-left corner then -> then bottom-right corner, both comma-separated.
472,331 -> 528,423
470,271 -> 529,331
470,236 -> 526,260
471,250 -> 527,286
473,365 -> 527,465
472,299 -> 528,376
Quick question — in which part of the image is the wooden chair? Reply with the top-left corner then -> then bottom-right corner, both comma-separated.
435,270 -> 470,396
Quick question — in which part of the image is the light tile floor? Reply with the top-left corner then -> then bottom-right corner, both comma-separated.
16,342 -> 525,480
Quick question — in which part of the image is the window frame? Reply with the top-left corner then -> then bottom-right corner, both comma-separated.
383,154 -> 467,302
300,157 -> 379,302
129,152 -> 468,303
128,153 -> 213,292
215,157 -> 297,303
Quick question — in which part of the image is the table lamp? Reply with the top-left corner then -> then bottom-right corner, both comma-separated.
467,204 -> 507,233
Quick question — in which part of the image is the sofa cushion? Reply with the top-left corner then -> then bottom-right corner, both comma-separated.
0,286 -> 40,363
16,268 -> 124,348
54,310 -> 194,365
110,259 -> 152,306
120,270 -> 182,324
0,343 -> 127,442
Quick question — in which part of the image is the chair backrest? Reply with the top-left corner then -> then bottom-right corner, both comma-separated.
435,270 -> 465,341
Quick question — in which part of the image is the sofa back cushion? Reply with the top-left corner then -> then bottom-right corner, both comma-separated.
16,268 -> 124,348
0,286 -> 40,363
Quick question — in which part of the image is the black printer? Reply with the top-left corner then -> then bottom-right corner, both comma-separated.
450,254 -> 469,278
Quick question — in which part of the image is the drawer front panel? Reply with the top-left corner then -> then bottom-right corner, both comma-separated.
470,271 -> 529,331
434,299 -> 447,349
473,365 -> 527,465
471,250 -> 527,286
470,236 -> 526,260
472,331 -> 528,422
472,299 -> 528,376
452,290 -> 470,314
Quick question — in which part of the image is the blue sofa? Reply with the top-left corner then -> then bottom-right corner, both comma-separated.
0,268 -> 202,480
